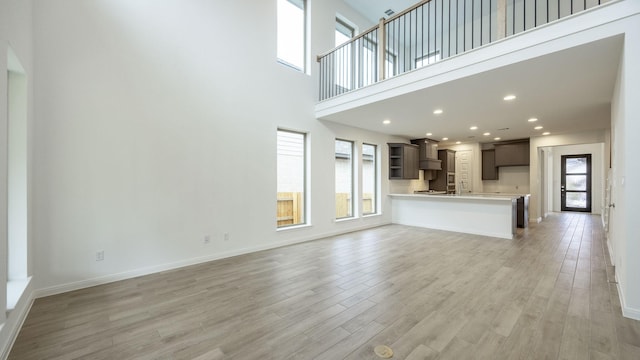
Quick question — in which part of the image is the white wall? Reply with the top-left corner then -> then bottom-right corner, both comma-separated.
609,11 -> 640,320
550,143 -> 604,214
31,0 -> 398,295
0,0 -> 34,356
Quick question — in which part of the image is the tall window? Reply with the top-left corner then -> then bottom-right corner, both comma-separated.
335,17 -> 354,46
277,130 -> 306,227
334,18 -> 354,91
277,0 -> 306,71
362,144 -> 377,215
335,139 -> 354,219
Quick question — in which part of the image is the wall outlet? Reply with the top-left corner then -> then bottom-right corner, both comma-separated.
204,235 -> 211,244
224,233 -> 230,241
96,250 -> 104,261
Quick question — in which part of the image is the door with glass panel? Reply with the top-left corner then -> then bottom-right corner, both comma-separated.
561,154 -> 591,212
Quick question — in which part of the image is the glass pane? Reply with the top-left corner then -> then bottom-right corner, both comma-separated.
335,140 -> 353,218
277,130 -> 305,227
277,0 -> 305,70
566,175 -> 586,191
566,192 -> 587,209
566,157 -> 587,174
362,144 -> 376,215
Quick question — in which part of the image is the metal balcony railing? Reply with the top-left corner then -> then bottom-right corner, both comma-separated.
318,0 -> 606,101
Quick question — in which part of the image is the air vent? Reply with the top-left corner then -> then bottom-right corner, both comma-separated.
384,9 -> 395,16
498,127 -> 510,131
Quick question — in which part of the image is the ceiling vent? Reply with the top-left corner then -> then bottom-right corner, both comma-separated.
384,9 -> 395,16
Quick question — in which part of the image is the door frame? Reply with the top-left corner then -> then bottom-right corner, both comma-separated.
561,154 -> 592,212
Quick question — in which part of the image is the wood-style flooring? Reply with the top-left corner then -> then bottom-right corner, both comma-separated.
9,213 -> 640,359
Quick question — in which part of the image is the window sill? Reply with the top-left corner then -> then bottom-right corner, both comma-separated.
7,277 -> 31,312
363,213 -> 382,218
277,223 -> 312,232
335,216 -> 359,223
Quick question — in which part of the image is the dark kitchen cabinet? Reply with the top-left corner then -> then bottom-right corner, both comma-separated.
431,149 -> 456,192
482,149 -> 499,180
494,140 -> 530,166
388,143 -> 419,179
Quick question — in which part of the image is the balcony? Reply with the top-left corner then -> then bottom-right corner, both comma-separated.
318,0 -> 608,102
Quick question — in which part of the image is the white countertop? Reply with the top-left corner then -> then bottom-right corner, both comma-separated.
389,193 -> 522,201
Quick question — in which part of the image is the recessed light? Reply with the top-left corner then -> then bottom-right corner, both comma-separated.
528,118 -> 538,122
426,132 -> 432,136
542,132 -> 550,136
383,119 -> 391,124
503,95 -> 516,101
442,137 -> 449,141
534,126 -> 543,130
433,109 -> 443,115
470,126 -> 478,130
494,137 -> 501,140
483,132 -> 491,136
456,141 -> 461,144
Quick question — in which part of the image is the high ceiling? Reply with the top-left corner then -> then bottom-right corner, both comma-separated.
344,0 -> 420,24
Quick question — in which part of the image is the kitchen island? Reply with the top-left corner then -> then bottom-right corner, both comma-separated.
389,193 -> 521,239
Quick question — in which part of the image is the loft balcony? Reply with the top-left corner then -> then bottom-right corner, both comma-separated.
315,0 -> 631,143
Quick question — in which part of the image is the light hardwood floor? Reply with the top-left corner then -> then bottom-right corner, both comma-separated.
9,213 -> 640,359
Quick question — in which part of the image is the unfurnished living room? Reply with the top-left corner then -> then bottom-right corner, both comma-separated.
1,0 -> 639,359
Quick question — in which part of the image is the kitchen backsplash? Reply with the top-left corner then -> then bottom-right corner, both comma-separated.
482,165 -> 530,194
389,171 -> 430,194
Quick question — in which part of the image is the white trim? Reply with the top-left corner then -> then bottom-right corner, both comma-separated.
606,236 -> 615,266
34,222 -> 390,299
0,281 -> 34,360
617,278 -> 640,321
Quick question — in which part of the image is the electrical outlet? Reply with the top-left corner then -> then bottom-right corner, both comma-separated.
224,233 -> 230,241
204,235 -> 211,244
96,250 -> 104,261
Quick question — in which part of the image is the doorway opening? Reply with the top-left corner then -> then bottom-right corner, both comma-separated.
561,154 -> 592,212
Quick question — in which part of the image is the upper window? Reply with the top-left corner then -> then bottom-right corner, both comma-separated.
335,139 -> 354,219
277,0 -> 307,71
362,144 -> 378,215
335,17 -> 354,46
277,130 -> 307,228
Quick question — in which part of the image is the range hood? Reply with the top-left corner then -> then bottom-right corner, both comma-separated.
419,159 -> 442,170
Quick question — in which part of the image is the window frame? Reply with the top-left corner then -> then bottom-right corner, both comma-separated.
276,129 -> 308,229
277,0 -> 308,72
362,143 -> 379,216
335,138 -> 355,220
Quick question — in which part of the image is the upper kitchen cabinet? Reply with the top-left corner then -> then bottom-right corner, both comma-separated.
482,149 -> 499,180
494,139 -> 530,166
388,143 -> 419,180
410,138 -> 442,170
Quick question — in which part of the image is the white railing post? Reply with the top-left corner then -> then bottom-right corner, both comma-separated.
497,0 -> 507,39
378,18 -> 386,81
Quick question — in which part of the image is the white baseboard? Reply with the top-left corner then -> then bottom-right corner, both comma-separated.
617,278 -> 640,321
34,222 -> 391,299
606,236 -> 615,266
0,281 -> 35,360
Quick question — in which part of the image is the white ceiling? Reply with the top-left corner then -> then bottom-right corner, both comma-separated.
344,0 -> 420,23
318,35 -> 622,145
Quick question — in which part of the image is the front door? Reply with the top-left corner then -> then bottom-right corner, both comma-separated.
561,154 -> 592,212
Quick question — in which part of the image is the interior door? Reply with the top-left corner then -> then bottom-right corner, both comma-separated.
561,154 -> 592,212
455,150 -> 473,193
